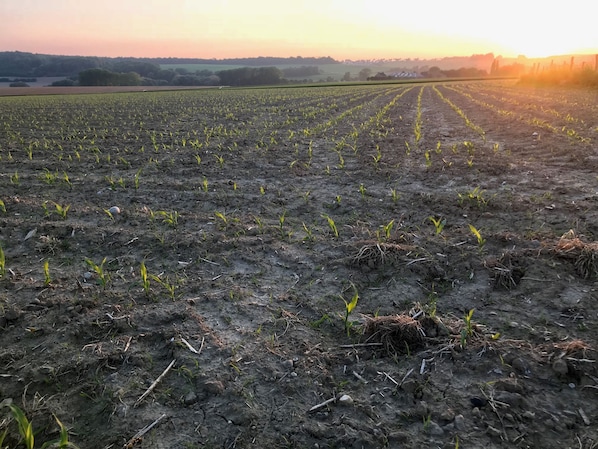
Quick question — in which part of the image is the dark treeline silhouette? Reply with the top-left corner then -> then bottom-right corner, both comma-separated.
281,66 -> 321,78
0,51 -> 337,77
150,56 -> 336,66
216,67 -> 284,86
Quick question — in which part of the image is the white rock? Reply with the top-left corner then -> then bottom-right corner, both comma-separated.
109,206 -> 121,215
338,394 -> 353,405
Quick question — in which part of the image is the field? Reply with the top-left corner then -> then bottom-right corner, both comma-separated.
1,81 -> 598,448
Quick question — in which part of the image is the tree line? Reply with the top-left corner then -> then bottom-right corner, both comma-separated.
0,51 -> 336,77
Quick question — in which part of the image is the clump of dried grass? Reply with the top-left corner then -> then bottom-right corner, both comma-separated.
554,230 -> 598,279
349,242 -> 417,268
363,314 -> 424,356
485,251 -> 526,289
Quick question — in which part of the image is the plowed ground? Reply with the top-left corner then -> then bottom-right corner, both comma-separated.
1,81 -> 598,448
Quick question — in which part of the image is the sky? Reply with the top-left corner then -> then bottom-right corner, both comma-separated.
1,0 -> 597,60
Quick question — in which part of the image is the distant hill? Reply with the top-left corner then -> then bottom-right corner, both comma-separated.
1,50 -> 594,82
0,51 -> 338,77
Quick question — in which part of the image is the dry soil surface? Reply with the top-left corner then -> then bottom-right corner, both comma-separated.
1,81 -> 598,448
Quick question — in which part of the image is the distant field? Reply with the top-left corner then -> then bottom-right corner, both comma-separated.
160,62 -> 404,80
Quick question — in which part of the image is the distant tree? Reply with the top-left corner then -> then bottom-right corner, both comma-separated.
154,69 -> 176,82
9,81 -> 29,87
216,66 -> 283,86
79,68 -> 141,86
342,72 -> 352,81
281,66 -> 321,78
51,78 -> 76,86
79,68 -> 114,86
423,66 -> 444,78
358,68 -> 371,81
111,61 -> 160,77
119,71 -> 141,86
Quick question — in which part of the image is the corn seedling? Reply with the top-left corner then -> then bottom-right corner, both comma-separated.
103,208 -> 115,221
458,186 -> 487,208
423,414 -> 432,432
62,171 -> 72,189
10,171 -> 19,185
468,224 -> 486,250
134,168 -> 142,189
42,168 -> 58,184
53,202 -> 71,220
336,152 -> 345,169
85,257 -> 109,288
302,222 -> 315,242
424,150 -> 432,168
460,309 -> 475,347
310,313 -> 331,328
0,244 -> 5,278
1,402 -> 80,449
157,210 -> 179,228
372,145 -> 382,169
150,274 -> 177,300
278,210 -> 287,238
322,214 -> 339,238
214,154 -> 225,168
341,283 -> 359,337
381,219 -> 395,241
201,177 -> 208,192
43,260 -> 51,286
214,211 -> 228,229
429,216 -> 446,235
390,188 -> 400,203
140,261 -> 150,295
0,199 -> 5,213
253,215 -> 264,233
42,201 -> 51,218
358,183 -> 366,198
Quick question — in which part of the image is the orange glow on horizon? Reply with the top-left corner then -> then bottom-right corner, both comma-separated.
1,0 -> 597,60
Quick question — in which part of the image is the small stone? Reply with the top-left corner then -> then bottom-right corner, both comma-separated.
454,414 -> 466,430
495,391 -> 526,408
470,397 -> 487,408
495,378 -> 523,394
511,357 -> 530,374
522,410 -> 535,420
338,394 -> 353,406
439,409 -> 455,422
425,421 -> 444,436
401,379 -> 418,395
184,392 -> 198,405
282,359 -> 294,370
109,206 -> 121,215
415,401 -> 429,418
552,358 -> 569,376
203,380 -> 224,395
3,306 -> 21,321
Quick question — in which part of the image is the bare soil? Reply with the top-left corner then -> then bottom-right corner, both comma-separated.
1,81 -> 598,449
